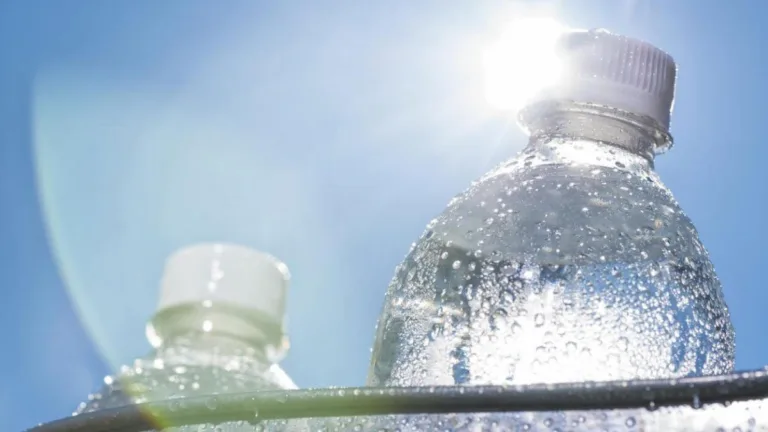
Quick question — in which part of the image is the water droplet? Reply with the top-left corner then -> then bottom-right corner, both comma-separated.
625,416 -> 636,427
534,313 -> 545,326
202,320 -> 213,332
692,392 -> 701,409
205,396 -> 218,410
452,260 -> 462,270
500,289 -> 515,304
429,323 -> 443,341
617,336 -> 629,352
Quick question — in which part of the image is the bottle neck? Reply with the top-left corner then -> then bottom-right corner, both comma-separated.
518,101 -> 673,166
145,303 -> 288,365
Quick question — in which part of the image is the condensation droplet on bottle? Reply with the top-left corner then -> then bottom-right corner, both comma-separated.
692,392 -> 701,409
617,336 -> 629,352
205,396 -> 218,410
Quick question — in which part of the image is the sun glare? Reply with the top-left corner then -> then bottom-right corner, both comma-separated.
483,17 -> 568,111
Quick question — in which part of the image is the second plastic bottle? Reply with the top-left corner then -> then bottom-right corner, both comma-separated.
76,243 -> 297,430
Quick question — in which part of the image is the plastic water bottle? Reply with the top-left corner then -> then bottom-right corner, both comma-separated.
75,243 -> 297,430
368,29 -> 735,389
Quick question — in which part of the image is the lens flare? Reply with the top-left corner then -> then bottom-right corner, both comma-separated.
483,17 -> 568,111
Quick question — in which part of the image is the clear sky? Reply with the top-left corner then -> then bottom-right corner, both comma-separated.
1,1 -> 767,430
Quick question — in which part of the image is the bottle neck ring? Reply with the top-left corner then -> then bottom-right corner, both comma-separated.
517,100 -> 673,163
145,303 -> 288,363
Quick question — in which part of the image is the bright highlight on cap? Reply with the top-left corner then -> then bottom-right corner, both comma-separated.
483,17 -> 568,111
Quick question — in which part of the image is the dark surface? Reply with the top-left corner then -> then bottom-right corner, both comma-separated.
29,369 -> 768,432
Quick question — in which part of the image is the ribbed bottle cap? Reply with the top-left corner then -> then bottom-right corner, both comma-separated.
532,29 -> 677,130
157,243 -> 290,325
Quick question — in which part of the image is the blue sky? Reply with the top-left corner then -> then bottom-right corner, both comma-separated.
1,1 -> 767,430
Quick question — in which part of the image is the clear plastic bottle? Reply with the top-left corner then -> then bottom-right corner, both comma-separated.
368,29 -> 735,389
75,243 -> 297,431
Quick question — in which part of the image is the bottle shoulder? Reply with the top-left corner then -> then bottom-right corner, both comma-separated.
431,143 -> 706,267
75,347 -> 294,414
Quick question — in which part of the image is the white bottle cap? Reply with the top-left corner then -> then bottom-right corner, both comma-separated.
533,29 -> 677,130
157,243 -> 290,325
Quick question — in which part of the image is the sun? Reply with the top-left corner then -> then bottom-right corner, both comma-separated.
483,17 -> 568,111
